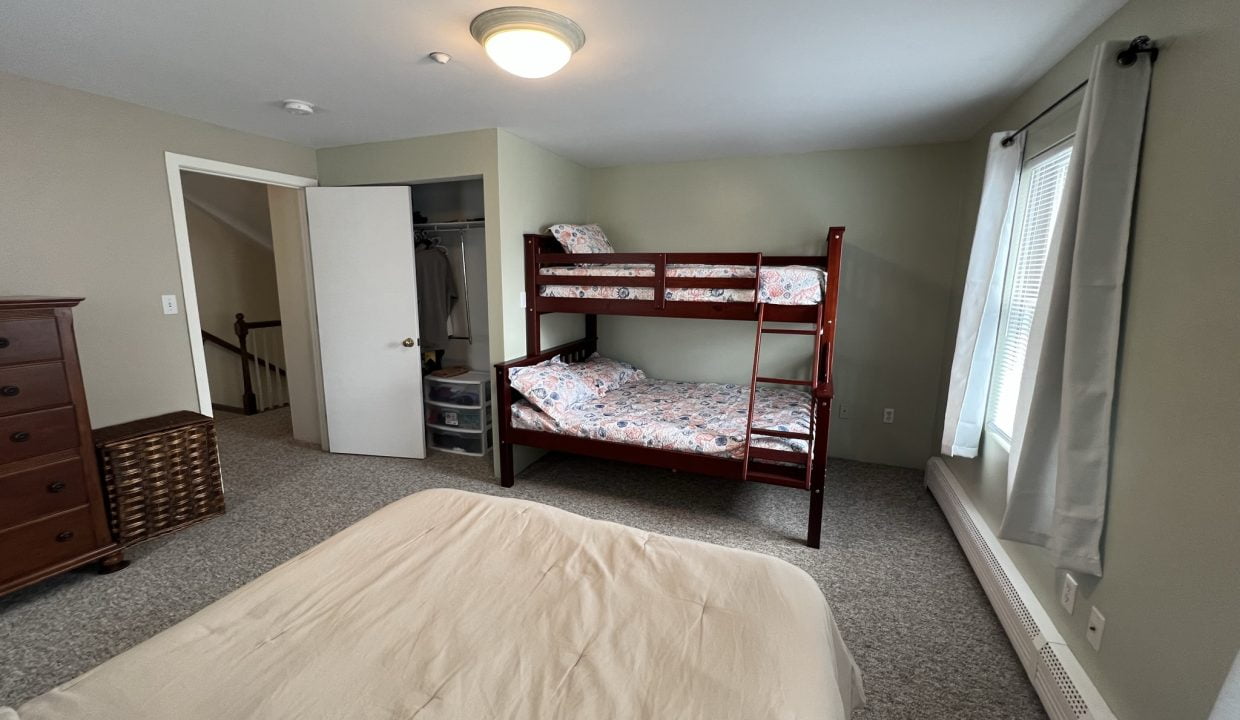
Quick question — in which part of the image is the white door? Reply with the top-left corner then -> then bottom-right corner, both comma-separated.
305,186 -> 426,458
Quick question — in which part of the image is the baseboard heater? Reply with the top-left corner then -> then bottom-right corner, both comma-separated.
924,458 -> 1116,720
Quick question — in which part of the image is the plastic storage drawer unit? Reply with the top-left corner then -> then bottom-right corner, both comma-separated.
425,376 -> 490,407
426,403 -> 487,431
430,428 -> 492,456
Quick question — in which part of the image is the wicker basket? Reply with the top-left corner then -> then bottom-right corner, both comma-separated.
94,411 -> 225,547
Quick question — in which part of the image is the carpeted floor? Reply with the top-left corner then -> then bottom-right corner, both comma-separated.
0,409 -> 1044,719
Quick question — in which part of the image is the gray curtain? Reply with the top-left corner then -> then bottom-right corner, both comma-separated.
942,132 -> 1024,458
1000,40 -> 1154,576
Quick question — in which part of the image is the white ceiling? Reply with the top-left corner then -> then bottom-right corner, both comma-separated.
0,0 -> 1125,167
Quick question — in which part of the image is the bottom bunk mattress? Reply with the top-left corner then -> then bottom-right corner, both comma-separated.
512,378 -> 814,458
8,489 -> 865,720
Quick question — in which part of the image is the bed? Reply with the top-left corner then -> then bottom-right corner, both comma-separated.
506,227 -> 845,547
539,263 -> 827,305
6,490 -> 865,720
512,378 -> 813,459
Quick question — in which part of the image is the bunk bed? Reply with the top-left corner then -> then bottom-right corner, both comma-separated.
496,227 -> 845,547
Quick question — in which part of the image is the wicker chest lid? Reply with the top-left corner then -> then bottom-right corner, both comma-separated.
94,410 -> 213,446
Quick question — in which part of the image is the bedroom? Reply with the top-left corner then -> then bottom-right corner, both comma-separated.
0,1 -> 1237,719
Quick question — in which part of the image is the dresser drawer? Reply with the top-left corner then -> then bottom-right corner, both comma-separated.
0,406 -> 80,464
0,362 -> 71,417
0,506 -> 99,584
0,317 -> 62,367
0,458 -> 90,530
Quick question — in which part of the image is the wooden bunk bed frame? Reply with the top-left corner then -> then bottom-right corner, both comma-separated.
495,227 -> 845,547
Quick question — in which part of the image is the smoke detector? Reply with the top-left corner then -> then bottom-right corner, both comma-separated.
428,51 -> 452,64
282,99 -> 316,116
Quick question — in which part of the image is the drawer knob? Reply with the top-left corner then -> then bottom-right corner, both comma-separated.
11,431 -> 30,442
0,337 -> 8,349
0,385 -> 19,397
56,531 -> 75,542
48,481 -> 67,493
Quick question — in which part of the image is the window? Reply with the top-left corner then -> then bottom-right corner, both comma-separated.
986,143 -> 1073,441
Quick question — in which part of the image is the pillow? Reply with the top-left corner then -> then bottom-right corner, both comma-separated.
508,359 -> 595,420
547,223 -> 615,254
569,353 -> 646,396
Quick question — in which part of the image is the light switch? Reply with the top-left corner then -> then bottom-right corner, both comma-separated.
161,295 -> 179,315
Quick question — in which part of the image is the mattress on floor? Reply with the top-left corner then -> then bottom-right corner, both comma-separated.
511,378 -> 813,458
9,489 -> 864,720
538,263 -> 827,305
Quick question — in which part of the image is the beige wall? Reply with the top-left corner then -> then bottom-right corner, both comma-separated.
0,70 -> 317,427
184,200 -> 281,409
495,131 -> 591,472
940,0 -> 1240,717
495,130 -> 591,359
588,144 -> 971,469
267,186 -> 323,446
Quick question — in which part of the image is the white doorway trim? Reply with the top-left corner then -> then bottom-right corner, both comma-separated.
163,152 -> 317,415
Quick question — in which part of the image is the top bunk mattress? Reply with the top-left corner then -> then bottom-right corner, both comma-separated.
512,378 -> 814,459
9,489 -> 864,720
539,263 -> 827,305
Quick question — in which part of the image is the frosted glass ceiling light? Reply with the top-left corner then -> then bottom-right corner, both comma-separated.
470,7 -> 585,79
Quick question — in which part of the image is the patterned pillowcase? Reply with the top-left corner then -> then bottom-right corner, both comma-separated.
569,354 -> 646,396
547,223 -> 615,254
508,359 -> 595,420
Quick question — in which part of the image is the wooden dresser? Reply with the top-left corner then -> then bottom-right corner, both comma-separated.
0,297 -> 123,597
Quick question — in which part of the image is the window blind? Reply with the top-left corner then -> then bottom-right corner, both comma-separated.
987,145 -> 1073,440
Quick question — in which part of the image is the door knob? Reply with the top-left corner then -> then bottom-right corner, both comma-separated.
402,338 -> 416,348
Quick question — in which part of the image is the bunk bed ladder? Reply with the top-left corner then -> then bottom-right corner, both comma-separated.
741,300 -> 826,488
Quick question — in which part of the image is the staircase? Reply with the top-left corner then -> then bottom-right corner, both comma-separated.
201,313 -> 288,415
741,301 -> 827,488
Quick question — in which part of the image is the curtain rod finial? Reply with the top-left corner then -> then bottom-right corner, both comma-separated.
1118,35 -> 1158,66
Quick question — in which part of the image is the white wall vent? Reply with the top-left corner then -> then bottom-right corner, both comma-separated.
925,458 -> 1116,720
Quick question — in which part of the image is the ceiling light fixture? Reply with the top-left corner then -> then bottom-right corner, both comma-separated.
282,99 -> 316,116
470,6 -> 585,79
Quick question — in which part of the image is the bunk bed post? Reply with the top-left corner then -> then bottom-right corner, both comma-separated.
807,226 -> 845,548
808,396 -> 830,548
496,363 -> 515,487
524,234 -> 542,356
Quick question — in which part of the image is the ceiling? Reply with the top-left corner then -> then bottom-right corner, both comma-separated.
0,0 -> 1126,167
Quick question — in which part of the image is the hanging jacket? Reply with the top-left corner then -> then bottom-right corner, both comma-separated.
415,246 -> 458,351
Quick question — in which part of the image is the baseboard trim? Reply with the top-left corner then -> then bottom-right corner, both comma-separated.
925,458 -> 1116,720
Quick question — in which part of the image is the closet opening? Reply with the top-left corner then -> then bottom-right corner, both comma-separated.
408,178 -> 492,460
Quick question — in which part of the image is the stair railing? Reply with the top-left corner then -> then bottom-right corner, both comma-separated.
234,313 -> 286,415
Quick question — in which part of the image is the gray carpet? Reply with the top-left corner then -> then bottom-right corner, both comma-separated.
0,409 -> 1044,719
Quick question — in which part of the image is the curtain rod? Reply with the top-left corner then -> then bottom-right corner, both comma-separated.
1000,36 -> 1158,147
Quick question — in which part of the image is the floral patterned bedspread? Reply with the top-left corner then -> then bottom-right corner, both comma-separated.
538,263 -> 826,305
511,378 -> 813,458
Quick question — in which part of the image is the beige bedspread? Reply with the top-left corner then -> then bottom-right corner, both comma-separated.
11,489 -> 864,719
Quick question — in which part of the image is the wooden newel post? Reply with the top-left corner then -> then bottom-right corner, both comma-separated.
235,313 -> 257,415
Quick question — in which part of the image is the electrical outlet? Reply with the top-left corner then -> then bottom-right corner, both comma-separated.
1060,573 -> 1078,614
838,404 -> 851,419
882,408 -> 895,424
161,294 -> 179,315
1086,606 -> 1105,651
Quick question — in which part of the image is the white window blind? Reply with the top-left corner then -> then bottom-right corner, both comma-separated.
987,144 -> 1073,441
